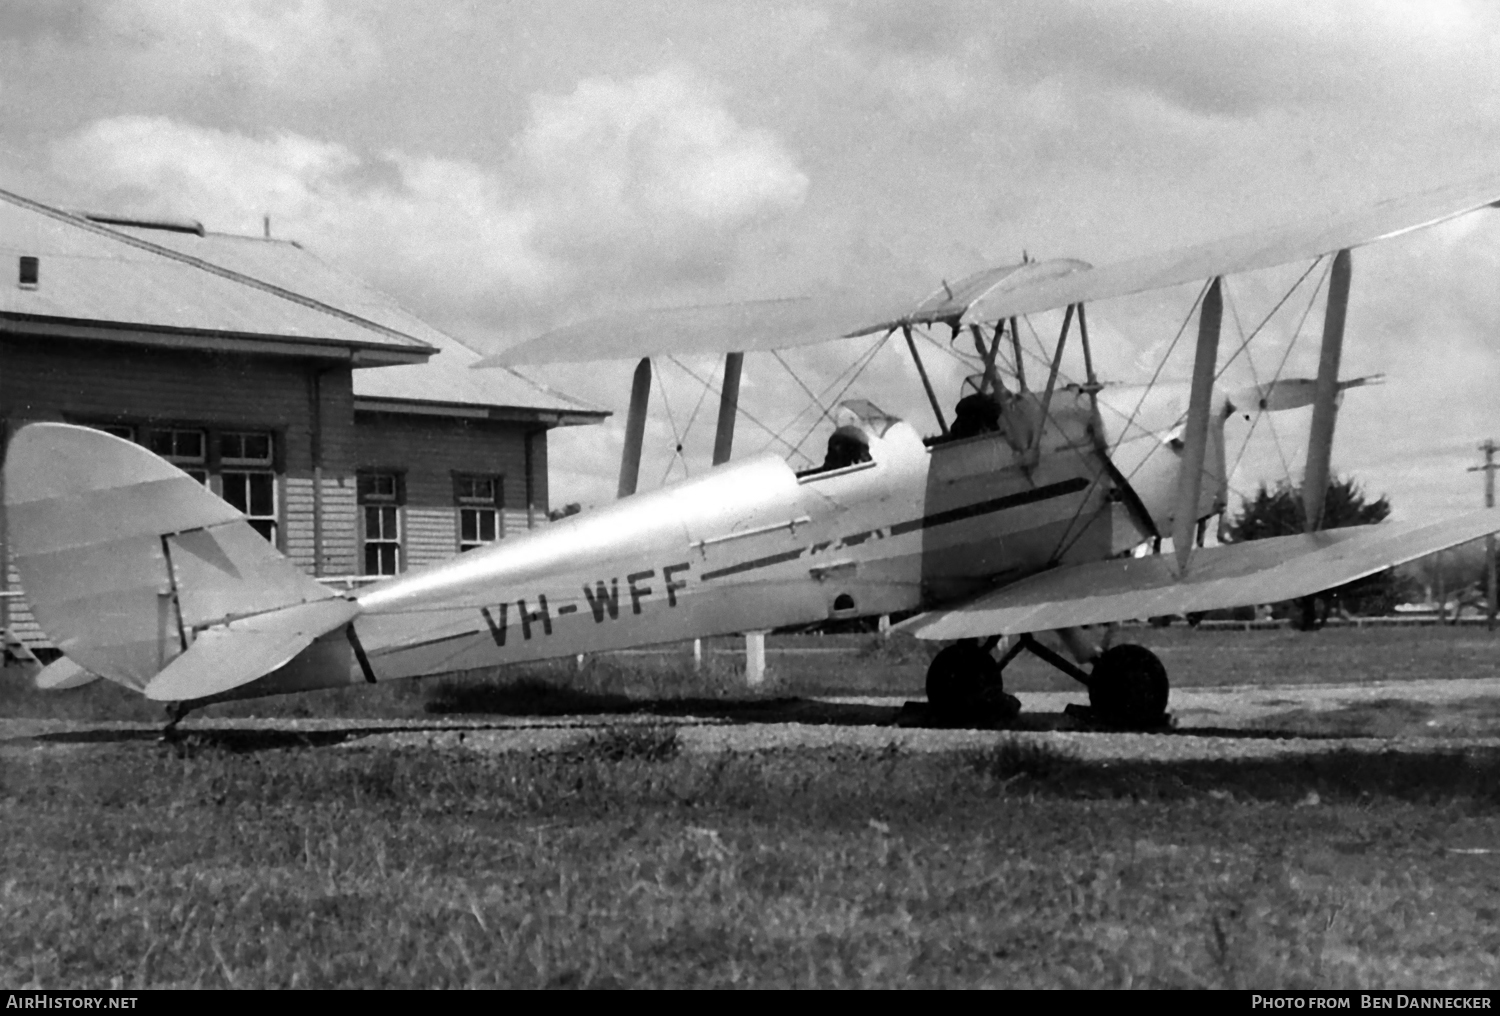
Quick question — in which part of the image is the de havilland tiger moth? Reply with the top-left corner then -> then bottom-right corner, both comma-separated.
10,173 -> 1500,731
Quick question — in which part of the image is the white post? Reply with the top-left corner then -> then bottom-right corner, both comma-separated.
693,638 -> 703,672
877,614 -> 890,635
744,631 -> 767,687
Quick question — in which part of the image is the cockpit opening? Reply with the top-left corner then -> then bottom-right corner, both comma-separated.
796,399 -> 897,479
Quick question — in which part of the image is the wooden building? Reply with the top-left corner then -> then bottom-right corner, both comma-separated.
0,188 -> 605,646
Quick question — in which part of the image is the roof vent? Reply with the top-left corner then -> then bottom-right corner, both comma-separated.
18,256 -> 38,289
81,212 -> 206,236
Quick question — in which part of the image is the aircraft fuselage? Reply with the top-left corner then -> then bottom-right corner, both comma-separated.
244,390 -> 1135,698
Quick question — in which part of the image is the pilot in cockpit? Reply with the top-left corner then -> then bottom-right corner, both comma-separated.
822,425 -> 873,470
949,390 -> 1002,439
805,400 -> 894,474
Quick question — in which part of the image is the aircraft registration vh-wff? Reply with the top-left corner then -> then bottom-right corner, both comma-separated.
10,174 -> 1500,732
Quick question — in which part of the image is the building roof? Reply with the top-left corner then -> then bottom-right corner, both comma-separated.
0,188 -> 432,365
111,222 -> 605,426
0,188 -> 605,424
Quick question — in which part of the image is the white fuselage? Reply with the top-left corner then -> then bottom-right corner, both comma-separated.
244,390 -> 1142,698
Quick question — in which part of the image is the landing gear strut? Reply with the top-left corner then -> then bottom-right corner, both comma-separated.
161,701 -> 193,741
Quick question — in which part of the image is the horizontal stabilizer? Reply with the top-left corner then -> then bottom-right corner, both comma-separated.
144,598 -> 360,702
1225,375 -> 1383,414
34,656 -> 98,691
900,510 -> 1500,640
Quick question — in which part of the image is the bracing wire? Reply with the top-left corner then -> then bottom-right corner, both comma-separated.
652,358 -> 689,485
766,333 -> 888,450
667,355 -> 810,461
1047,281 -> 1211,563
1113,279 -> 1211,466
676,364 -> 716,447
1227,259 -> 1332,488
786,330 -> 893,459
771,349 -> 832,422
1214,258 -> 1323,383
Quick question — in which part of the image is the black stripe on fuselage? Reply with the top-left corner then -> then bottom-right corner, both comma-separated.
702,476 -> 1091,582
888,477 -> 1090,537
701,548 -> 807,582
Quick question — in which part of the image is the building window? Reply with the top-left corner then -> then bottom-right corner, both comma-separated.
148,427 -> 209,484
455,474 -> 501,552
359,471 -> 404,576
219,431 -> 277,542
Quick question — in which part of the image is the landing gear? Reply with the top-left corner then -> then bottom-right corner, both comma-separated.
924,638 -> 1020,722
922,632 -> 1170,728
1087,644 -> 1169,726
160,701 -> 193,742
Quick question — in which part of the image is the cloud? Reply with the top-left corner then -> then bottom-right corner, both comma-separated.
514,68 -> 809,287
49,67 -> 809,328
109,0 -> 382,93
835,0 -> 1496,121
1,0 -> 381,96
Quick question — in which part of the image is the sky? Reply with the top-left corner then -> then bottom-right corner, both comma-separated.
3,0 -> 1500,520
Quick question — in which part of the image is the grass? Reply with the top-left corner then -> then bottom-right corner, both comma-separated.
3,737 -> 1500,988
5,626 -> 1500,988
6,624 -> 1499,726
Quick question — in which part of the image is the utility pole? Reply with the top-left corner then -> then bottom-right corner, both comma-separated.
1468,439 -> 1498,630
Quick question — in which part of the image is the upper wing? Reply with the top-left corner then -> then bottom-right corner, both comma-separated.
963,171 -> 1500,323
479,290 -> 917,366
483,172 -> 1500,366
898,510 -> 1500,640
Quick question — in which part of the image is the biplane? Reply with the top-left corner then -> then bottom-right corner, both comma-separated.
10,174 -> 1500,729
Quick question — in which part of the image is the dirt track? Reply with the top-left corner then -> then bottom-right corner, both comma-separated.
5,675 -> 1499,762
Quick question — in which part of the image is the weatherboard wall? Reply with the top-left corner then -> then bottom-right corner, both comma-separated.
0,335 -> 567,649
354,410 -> 548,554
0,335 -> 357,477
0,332 -> 364,644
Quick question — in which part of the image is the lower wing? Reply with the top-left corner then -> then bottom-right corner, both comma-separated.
900,511 -> 1500,639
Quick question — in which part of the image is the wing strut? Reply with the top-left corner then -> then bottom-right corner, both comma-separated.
902,325 -> 949,436
970,324 -> 1001,394
1303,248 -> 1352,530
712,352 -> 745,465
1028,303 -> 1076,462
1172,277 -> 1223,574
618,357 -> 652,498
1009,317 -> 1027,390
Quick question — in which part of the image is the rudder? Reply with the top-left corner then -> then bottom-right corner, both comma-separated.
4,423 -> 341,690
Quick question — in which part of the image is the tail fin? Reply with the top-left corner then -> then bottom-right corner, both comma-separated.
4,423 -> 347,694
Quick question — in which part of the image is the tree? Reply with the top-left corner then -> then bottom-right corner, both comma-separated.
1221,477 -> 1395,625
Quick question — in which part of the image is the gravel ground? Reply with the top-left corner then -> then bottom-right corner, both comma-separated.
5,675 -> 1499,762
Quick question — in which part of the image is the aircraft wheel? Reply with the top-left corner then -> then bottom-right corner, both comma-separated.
926,640 -> 1003,717
1088,644 -> 1169,726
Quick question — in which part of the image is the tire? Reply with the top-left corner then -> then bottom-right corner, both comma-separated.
1088,644 -> 1169,726
925,641 -> 1002,716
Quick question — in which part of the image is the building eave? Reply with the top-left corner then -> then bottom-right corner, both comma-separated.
0,312 -> 433,365
353,396 -> 610,426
